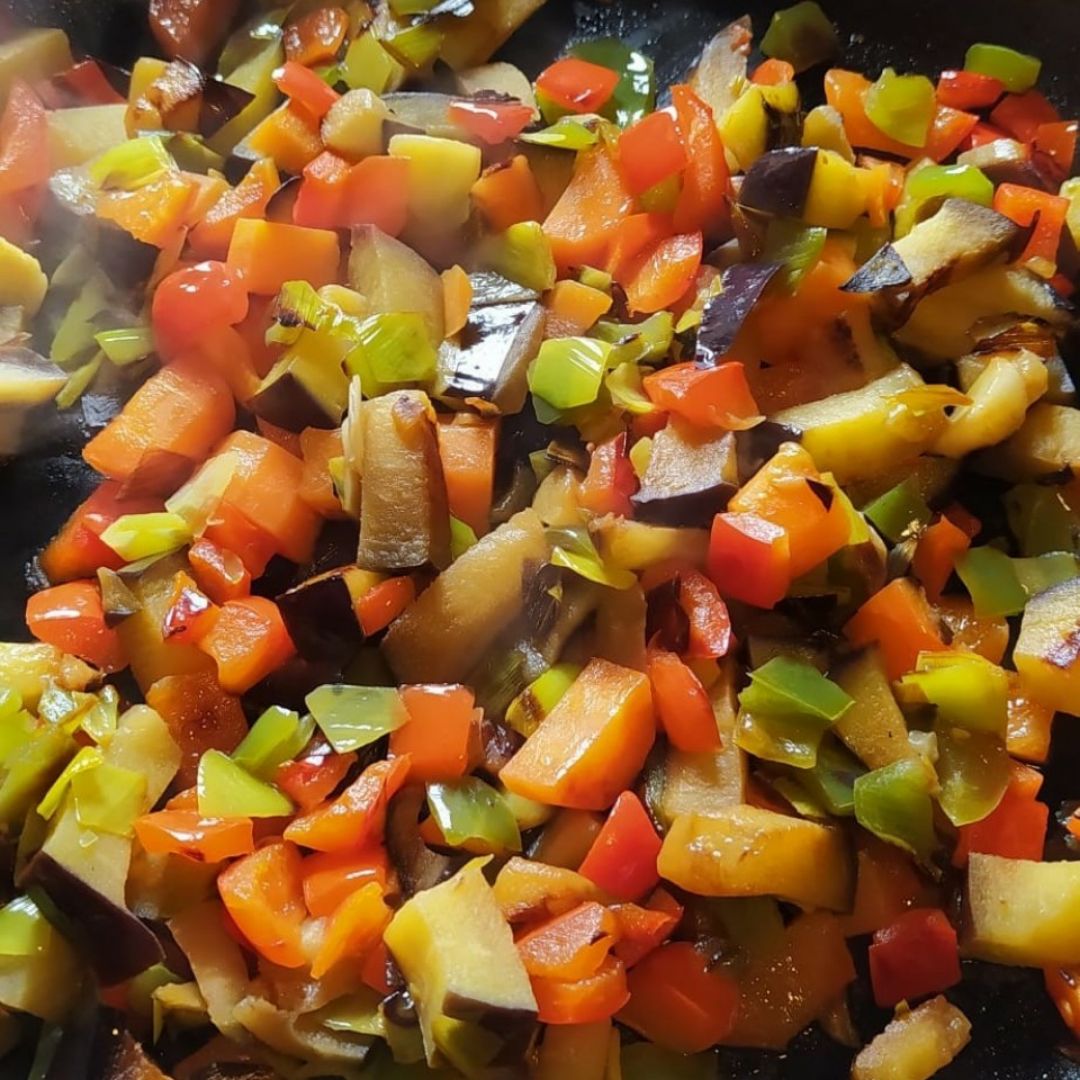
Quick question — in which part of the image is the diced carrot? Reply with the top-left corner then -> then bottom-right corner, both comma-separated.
354,576 -> 415,636
197,596 -> 297,694
96,171 -> 196,247
226,217 -> 340,295
471,154 -> 545,232
245,101 -> 324,175
310,881 -> 391,978
390,684 -> 477,782
299,427 -> 345,517
189,157 -> 281,260
544,279 -> 613,338
82,360 -> 235,482
255,417 -> 303,457
435,414 -> 497,537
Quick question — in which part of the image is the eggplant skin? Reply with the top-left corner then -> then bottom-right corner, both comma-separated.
738,147 -> 819,218
19,851 -> 164,986
841,244 -> 912,294
277,569 -> 362,662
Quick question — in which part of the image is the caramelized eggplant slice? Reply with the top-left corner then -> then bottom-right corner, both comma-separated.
696,262 -> 782,366
382,508 -> 549,683
738,147 -> 819,218
632,420 -> 739,526
687,17 -> 752,117
843,198 -> 1021,320
247,353 -> 348,432
958,138 -> 1053,191
354,391 -> 451,572
434,300 -> 545,413
277,567 -> 364,662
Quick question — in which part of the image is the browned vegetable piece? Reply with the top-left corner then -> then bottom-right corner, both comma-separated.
843,199 -> 1021,320
852,996 -> 971,1080
283,7 -> 350,67
149,0 -> 243,67
354,390 -> 451,572
632,420 -> 739,527
382,508 -> 549,683
277,567 -> 363,662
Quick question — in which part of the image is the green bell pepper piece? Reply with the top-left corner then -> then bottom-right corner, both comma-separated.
760,1 -> 839,73
897,651 -> 1008,737
935,722 -> 1009,828
894,163 -> 994,238
763,220 -> 827,291
231,706 -> 313,778
426,777 -> 521,855
862,477 -> 933,543
865,68 -> 936,147
306,684 -> 408,753
740,656 -> 853,722
1005,484 -> 1079,556
799,736 -> 865,815
197,750 -> 293,818
956,546 -> 1028,616
964,43 -> 1042,93
853,757 -> 937,865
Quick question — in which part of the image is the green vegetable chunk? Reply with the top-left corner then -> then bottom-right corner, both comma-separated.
306,684 -> 408,753
964,43 -> 1042,93
760,2 -> 839,73
865,68 -> 936,147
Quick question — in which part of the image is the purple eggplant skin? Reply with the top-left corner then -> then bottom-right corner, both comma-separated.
632,422 -> 740,527
696,262 -> 782,366
19,851 -> 164,986
277,568 -> 363,663
840,244 -> 912,294
735,420 -> 802,482
738,147 -> 819,218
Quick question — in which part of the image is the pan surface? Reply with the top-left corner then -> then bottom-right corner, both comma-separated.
1,0 -> 1079,1076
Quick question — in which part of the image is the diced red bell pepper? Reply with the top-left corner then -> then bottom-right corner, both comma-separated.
448,98 -> 534,145
751,58 -> 795,86
1034,121 -> 1079,176
647,648 -> 720,753
531,955 -> 629,1025
0,80 -> 48,198
670,85 -> 730,235
678,569 -> 732,659
577,791 -> 662,902
612,889 -> 683,967
218,841 -> 308,967
963,120 -> 1009,150
187,537 -> 251,604
25,581 -> 127,673
618,109 -> 688,197
994,182 -> 1069,272
161,570 -> 219,646
936,70 -> 1005,111
868,908 -> 961,1007
276,736 -> 355,811
642,361 -> 759,430
197,596 -> 296,694
580,432 -> 637,518
990,90 -> 1060,143
293,151 -> 410,236
536,57 -> 620,115
618,941 -> 739,1053
283,756 -> 410,852
708,512 -> 790,609
516,901 -> 619,980
274,59 -> 340,121
152,260 -> 250,358
953,761 -> 1048,867
354,576 -> 415,637
134,810 -> 255,862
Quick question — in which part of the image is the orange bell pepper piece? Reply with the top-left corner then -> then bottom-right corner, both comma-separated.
202,501 -> 280,578
953,761 -> 1049,867
134,809 -> 254,862
25,580 -> 126,673
845,578 -> 946,680
0,80 -> 48,197
647,649 -> 720,754
671,84 -> 730,236
189,157 -> 281,260
214,429 -> 322,565
643,361 -> 759,431
579,432 -> 635,519
611,889 -> 683,968
471,154 -> 545,232
532,956 -> 629,1025
226,217 -> 340,295
606,212 -> 672,283
990,89 -> 1059,142
500,658 -> 655,811
913,515 -> 971,602
299,427 -> 345,518
1046,967 -> 1080,1039
40,482 -> 163,583
284,756 -> 410,852
146,670 -> 249,788
435,415 -> 498,537
517,901 -> 620,981
82,360 -> 235,482
311,881 -> 391,978
577,791 -> 662,902
544,279 -> 613,338
543,145 -> 634,274
354,576 -> 416,637
389,683 -> 477,783
993,182 -> 1069,270
96,172 -> 196,248
618,941 -> 739,1053
218,841 -> 308,968
728,442 -> 848,579
302,847 -> 390,917
197,596 -> 297,694
276,737 -> 356,811
751,59 -> 795,85
274,59 -> 340,120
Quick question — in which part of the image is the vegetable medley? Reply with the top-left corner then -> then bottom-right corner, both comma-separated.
1,0 -> 1080,1076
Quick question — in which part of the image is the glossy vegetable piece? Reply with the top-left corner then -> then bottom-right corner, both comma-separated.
382,509 -> 549,683
227,218 -> 339,296
390,684 -> 476,782
760,1 -> 838,72
385,859 -> 537,1063
500,658 -> 655,811
868,908 -> 961,1007
852,996 -> 972,1080
516,900 -> 618,981
659,806 -> 853,911
134,809 -> 254,863
1014,577 -> 1080,715
577,792 -> 661,901
197,596 -> 296,695
353,390 -> 452,573
965,43 -> 1041,93
649,649 -> 720,753
954,761 -> 1048,866
427,777 -> 521,855
831,649 -> 914,770
642,362 -> 759,431
619,941 -> 739,1053
845,578 -> 945,681
82,360 -> 234,484
25,581 -> 126,673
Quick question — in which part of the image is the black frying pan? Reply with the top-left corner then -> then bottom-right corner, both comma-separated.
1,1 -> 1080,1076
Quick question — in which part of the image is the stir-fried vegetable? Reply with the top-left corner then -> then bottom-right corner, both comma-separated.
1,2 -> 1079,1077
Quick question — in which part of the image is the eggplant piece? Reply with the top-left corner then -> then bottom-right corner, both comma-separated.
974,402 -> 1080,481
843,198 -> 1022,320
247,353 -> 348,432
695,262 -> 782,366
387,787 -> 464,898
98,567 -> 141,627
468,270 -> 539,307
738,147 -> 819,218
383,860 -> 537,1067
0,347 -> 66,406
631,420 -> 739,526
687,17 -> 751,118
277,567 -> 363,663
958,138 -> 1054,191
353,390 -> 451,572
735,418 -> 801,482
434,300 -> 545,414
382,508 -> 549,683
21,706 -> 181,986
349,225 -> 445,345
895,266 -> 1072,361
